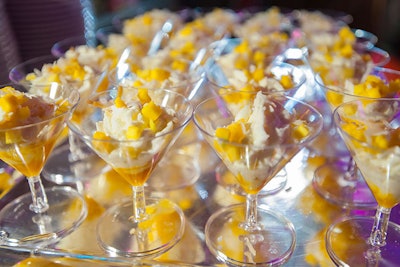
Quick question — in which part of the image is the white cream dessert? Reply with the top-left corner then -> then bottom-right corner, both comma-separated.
338,102 -> 400,208
234,7 -> 288,37
63,45 -> 117,73
294,9 -> 343,34
212,38 -> 295,94
324,73 -> 400,109
214,91 -> 311,194
91,88 -> 178,186
308,27 -> 377,85
25,56 -> 99,105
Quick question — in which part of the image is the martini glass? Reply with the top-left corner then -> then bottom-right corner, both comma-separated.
68,87 -> 192,257
9,55 -> 108,185
107,59 -> 205,191
207,59 -> 307,197
194,91 -> 323,266
326,98 -> 400,266
0,82 -> 86,247
313,67 -> 400,209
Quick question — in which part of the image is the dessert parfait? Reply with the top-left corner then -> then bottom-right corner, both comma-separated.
0,83 -> 86,246
68,85 -> 192,257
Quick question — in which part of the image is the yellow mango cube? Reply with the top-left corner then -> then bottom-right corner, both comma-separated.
93,131 -> 115,153
234,57 -> 249,69
292,122 -> 310,140
150,68 -> 170,81
141,101 -> 162,122
224,144 -> 241,162
252,68 -> 264,82
372,135 -> 388,149
253,50 -> 265,65
172,60 -> 188,72
114,96 -> 127,108
215,127 -> 230,140
280,75 -> 294,90
226,122 -> 246,143
340,44 -> 353,58
326,91 -> 344,108
137,88 -> 151,104
126,125 -> 143,140
5,131 -> 22,144
234,40 -> 250,54
0,94 -> 18,113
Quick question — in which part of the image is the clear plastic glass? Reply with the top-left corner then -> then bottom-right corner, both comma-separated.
68,88 -> 193,257
194,91 -> 323,266
326,98 -> 400,266
0,82 -> 86,246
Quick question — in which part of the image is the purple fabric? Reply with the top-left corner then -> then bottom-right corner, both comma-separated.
0,0 -> 21,83
4,0 -> 94,62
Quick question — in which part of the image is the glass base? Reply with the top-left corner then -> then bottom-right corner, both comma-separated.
205,204 -> 296,266
215,162 -> 287,197
313,163 -> 377,209
42,143 -> 108,184
97,197 -> 185,258
147,151 -> 200,191
0,186 -> 87,247
326,216 -> 400,266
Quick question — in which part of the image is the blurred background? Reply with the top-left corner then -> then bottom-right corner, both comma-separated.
1,0 -> 399,84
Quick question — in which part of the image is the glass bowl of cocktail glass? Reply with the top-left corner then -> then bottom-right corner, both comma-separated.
312,66 -> 400,209
107,57 -> 205,191
0,82 -> 87,247
194,90 -> 323,266
9,55 -> 110,185
207,57 -> 307,197
325,98 -> 400,266
67,86 -> 192,257
51,35 -> 97,58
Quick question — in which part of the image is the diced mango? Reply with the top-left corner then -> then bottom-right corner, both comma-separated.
226,121 -> 246,143
234,40 -> 250,54
141,101 -> 162,122
253,50 -> 265,65
215,127 -> 230,140
223,144 -> 241,162
137,88 -> 151,104
0,97 -> 16,114
280,75 -> 294,90
172,60 -> 188,72
114,97 -> 127,108
234,57 -> 249,69
292,122 -> 310,140
326,91 -> 344,108
372,135 -> 388,149
252,68 -> 264,82
339,44 -> 353,58
92,131 -> 115,153
141,13 -> 152,25
150,68 -> 170,81
126,125 -> 143,140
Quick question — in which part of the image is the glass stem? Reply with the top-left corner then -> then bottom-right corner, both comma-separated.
243,193 -> 260,231
27,176 -> 49,213
131,185 -> 147,223
369,206 -> 391,247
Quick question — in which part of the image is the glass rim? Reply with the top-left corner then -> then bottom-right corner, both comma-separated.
193,91 -> 323,149
316,66 -> 400,100
0,92 -> 78,132
333,98 -> 400,149
68,88 -> 194,144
